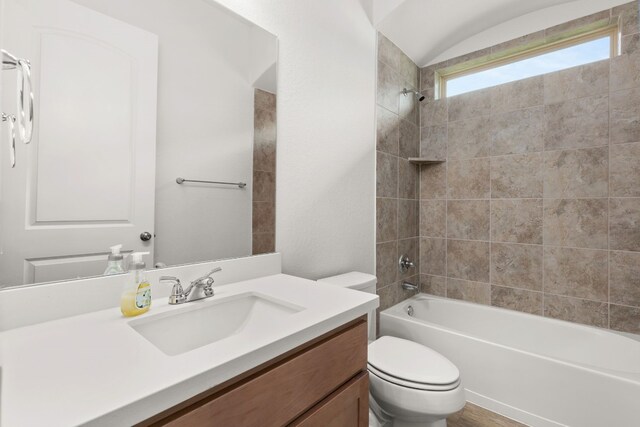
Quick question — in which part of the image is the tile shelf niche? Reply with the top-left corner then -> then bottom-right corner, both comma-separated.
408,158 -> 446,165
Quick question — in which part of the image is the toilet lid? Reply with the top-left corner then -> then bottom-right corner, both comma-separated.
368,336 -> 460,387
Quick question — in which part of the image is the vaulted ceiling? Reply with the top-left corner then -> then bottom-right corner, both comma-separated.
374,0 -> 628,67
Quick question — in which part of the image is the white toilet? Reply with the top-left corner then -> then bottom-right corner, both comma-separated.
317,272 -> 466,427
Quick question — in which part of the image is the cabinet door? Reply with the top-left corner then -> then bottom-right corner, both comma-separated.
290,372 -> 369,427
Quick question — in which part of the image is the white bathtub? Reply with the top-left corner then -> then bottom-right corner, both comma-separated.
379,294 -> 640,427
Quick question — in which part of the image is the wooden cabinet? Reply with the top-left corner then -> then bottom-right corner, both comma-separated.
140,317 -> 369,427
290,372 -> 369,427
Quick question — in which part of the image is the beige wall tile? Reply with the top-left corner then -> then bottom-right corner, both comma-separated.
491,286 -> 543,315
252,201 -> 275,234
420,98 -> 448,126
253,170 -> 276,202
378,33 -> 401,69
404,9 -> 640,332
376,105 -> 399,155
377,60 -> 401,114
447,47 -> 492,68
491,199 -> 543,244
622,33 -> 640,55
611,142 -> 640,197
253,138 -> 276,174
421,63 -> 445,93
398,238 -> 419,280
543,60 -> 609,104
399,159 -> 419,200
377,283 -> 399,311
420,200 -> 446,238
376,241 -> 398,288
420,237 -> 447,276
610,251 -> 640,307
420,124 -> 447,160
400,86 -> 420,124
420,163 -> 447,199
491,243 -> 543,291
610,198 -> 640,251
543,147 -> 608,198
254,108 -> 276,146
448,89 -> 491,122
543,247 -> 608,301
610,87 -> 640,144
447,239 -> 491,283
544,10 -> 610,40
398,199 -> 419,239
543,294 -> 608,328
543,199 -> 608,249
420,274 -> 447,297
252,233 -> 275,255
399,120 -> 420,158
376,198 -> 397,242
491,153 -> 543,198
544,95 -> 609,150
491,76 -> 543,114
254,89 -> 276,112
490,107 -> 544,156
448,117 -> 491,160
612,1 -> 640,36
447,278 -> 491,305
610,51 -> 640,91
491,31 -> 545,55
398,52 -> 420,90
447,158 -> 490,199
376,151 -> 398,198
610,304 -> 640,334
447,200 -> 490,241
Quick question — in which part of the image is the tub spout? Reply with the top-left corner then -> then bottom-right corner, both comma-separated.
402,281 -> 418,291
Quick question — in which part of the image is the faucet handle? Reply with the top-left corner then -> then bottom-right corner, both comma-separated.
192,267 -> 222,286
160,276 -> 186,305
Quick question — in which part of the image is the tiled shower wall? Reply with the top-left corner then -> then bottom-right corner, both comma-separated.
376,34 -> 422,310
252,89 -> 276,255
418,1 -> 640,334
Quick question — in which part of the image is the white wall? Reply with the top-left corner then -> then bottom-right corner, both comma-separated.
210,0 -> 377,279
429,0 -> 631,65
72,0 -> 279,266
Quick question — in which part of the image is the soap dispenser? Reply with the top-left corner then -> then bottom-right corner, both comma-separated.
104,244 -> 125,275
120,252 -> 152,317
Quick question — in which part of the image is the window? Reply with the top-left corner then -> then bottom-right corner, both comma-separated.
440,25 -> 618,98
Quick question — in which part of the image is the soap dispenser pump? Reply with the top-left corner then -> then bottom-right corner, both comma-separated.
120,252 -> 151,317
104,244 -> 125,275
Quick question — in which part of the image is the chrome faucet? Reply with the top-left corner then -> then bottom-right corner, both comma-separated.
160,267 -> 222,305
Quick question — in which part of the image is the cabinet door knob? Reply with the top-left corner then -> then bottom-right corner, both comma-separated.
140,232 -> 153,241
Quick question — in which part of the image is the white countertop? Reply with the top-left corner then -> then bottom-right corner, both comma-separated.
0,274 -> 378,427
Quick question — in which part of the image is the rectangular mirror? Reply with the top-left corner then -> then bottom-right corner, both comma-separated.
0,0 -> 277,288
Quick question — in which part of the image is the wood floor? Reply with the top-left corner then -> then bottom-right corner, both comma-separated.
447,403 -> 528,427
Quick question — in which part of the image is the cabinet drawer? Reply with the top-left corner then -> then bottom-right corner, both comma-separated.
289,372 -> 369,427
163,320 -> 367,427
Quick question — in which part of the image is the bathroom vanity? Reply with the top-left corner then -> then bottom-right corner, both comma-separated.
141,318 -> 369,426
0,255 -> 378,426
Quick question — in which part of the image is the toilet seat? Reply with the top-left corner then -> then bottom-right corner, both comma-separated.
368,336 -> 460,391
367,363 -> 460,391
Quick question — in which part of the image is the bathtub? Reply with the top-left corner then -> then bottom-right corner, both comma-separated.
379,294 -> 640,427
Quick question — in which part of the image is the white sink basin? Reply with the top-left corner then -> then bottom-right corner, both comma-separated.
129,292 -> 304,356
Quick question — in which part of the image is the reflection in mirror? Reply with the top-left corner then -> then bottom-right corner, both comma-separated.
0,0 -> 277,288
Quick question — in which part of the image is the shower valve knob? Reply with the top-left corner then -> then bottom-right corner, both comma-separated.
399,254 -> 415,273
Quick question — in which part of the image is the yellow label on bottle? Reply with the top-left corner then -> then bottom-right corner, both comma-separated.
121,282 -> 151,317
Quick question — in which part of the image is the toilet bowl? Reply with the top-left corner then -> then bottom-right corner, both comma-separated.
318,273 -> 466,427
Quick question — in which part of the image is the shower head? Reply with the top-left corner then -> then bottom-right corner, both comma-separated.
402,88 -> 425,102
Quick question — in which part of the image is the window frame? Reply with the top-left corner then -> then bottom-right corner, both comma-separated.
438,24 -> 620,99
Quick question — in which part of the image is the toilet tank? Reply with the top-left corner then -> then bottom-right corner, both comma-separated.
317,272 -> 377,341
